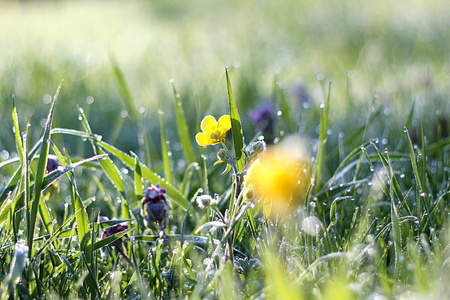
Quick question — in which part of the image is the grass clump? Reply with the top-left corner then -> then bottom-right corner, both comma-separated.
0,65 -> 448,299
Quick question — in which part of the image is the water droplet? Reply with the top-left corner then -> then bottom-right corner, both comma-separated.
86,96 -> 94,104
169,78 -> 175,83
1,150 -> 9,160
317,73 -> 324,81
120,110 -> 128,118
302,102 -> 310,109
277,111 -> 282,116
400,174 -> 405,178
42,94 -> 52,104
319,103 -> 325,109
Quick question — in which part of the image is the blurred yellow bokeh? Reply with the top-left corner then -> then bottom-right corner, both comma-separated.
244,136 -> 311,215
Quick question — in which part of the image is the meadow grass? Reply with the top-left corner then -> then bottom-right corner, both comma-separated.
0,0 -> 449,299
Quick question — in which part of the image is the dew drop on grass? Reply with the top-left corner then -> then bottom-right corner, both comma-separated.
167,151 -> 172,157
400,174 -> 405,178
319,103 -> 325,109
1,150 -> 9,160
139,106 -> 145,114
42,94 -> 52,104
277,110 -> 282,116
303,102 -> 310,109
317,73 -> 324,81
120,110 -> 128,118
86,96 -> 94,104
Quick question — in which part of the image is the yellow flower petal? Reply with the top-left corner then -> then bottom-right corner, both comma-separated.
196,132 -> 212,146
217,115 -> 231,133
201,115 -> 217,134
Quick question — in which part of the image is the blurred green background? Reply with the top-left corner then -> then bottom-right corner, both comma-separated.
1,0 -> 449,159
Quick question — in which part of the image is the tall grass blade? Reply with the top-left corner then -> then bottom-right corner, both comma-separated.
171,82 -> 196,163
314,82 -> 331,192
225,67 -> 244,172
110,56 -> 139,123
28,80 -> 62,257
277,83 -> 294,132
158,111 -> 173,184
133,152 -> 143,198
12,96 -> 24,164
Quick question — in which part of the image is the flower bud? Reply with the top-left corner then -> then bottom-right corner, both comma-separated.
217,149 -> 228,161
251,140 -> 267,154
196,194 -> 218,209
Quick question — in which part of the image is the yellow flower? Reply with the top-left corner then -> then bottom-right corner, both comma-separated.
244,136 -> 311,215
196,115 -> 232,146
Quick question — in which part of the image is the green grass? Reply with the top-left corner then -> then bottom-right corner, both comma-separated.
0,0 -> 449,299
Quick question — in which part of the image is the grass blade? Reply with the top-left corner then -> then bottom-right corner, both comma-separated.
28,80 -> 62,257
51,128 -> 190,209
225,67 -> 245,172
158,110 -> 173,184
314,82 -> 331,192
110,56 -> 139,122
12,96 -> 24,164
171,82 -> 196,163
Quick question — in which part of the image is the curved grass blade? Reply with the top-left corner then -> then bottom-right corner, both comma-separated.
225,67 -> 244,172
51,128 -> 189,209
92,227 -> 132,251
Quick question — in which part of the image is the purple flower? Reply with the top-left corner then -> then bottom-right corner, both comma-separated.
249,102 -> 275,132
142,182 -> 171,227
46,156 -> 61,173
